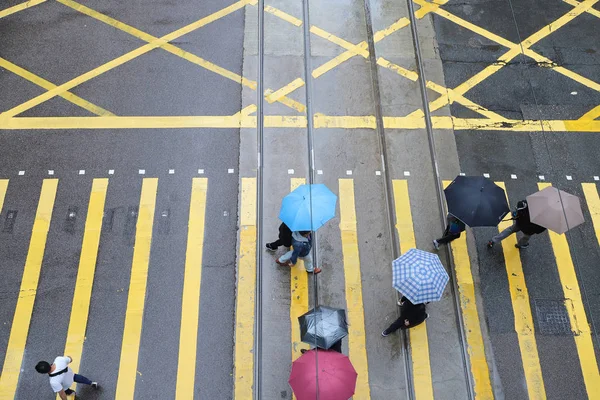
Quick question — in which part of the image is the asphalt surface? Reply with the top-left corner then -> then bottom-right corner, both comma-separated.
0,0 -> 243,398
432,0 -> 600,398
1,0 -> 600,399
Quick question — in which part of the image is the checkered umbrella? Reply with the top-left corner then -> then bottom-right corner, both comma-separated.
392,248 -> 449,304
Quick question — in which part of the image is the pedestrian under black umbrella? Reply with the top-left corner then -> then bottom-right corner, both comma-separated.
487,199 -> 546,249
266,222 -> 292,251
433,213 -> 466,250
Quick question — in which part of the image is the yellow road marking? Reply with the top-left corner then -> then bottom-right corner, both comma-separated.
1,0 -> 254,118
579,104 -> 600,121
3,115 -> 600,131
441,181 -> 494,399
265,79 -> 305,104
338,179 -> 371,398
234,178 -> 257,399
0,57 -> 114,116
0,180 -> 8,212
310,26 -> 369,57
0,179 -> 58,399
57,0 -> 301,113
563,0 -> 600,18
582,183 -> 600,245
289,178 -> 308,400
495,182 -> 546,399
115,178 -> 158,400
0,0 -> 45,20
175,178 -> 208,399
392,180 -> 433,399
539,183 -> 600,398
63,179 -> 108,381
264,5 -> 302,26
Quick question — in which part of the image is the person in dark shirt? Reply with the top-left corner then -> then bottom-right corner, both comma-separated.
433,213 -> 466,250
266,222 -> 292,251
381,296 -> 428,337
487,199 -> 546,249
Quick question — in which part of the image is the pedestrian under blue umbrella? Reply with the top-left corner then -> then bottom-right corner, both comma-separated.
276,231 -> 321,274
433,213 -> 466,250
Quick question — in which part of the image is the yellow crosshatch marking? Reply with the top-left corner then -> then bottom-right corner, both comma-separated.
0,0 -> 599,130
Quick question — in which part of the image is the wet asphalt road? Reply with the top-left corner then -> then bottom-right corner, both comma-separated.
0,0 -> 243,398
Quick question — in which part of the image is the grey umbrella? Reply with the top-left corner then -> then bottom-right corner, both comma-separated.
526,186 -> 585,234
298,306 -> 348,350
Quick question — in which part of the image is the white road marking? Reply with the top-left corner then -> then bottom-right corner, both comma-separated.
18,171 -> 25,176
169,169 -> 175,174
346,170 -> 352,175
511,174 -> 517,179
139,169 -> 146,175
403,171 -> 410,176
79,170 -> 85,175
198,169 -> 204,174
48,170 -> 54,175
566,175 -> 573,180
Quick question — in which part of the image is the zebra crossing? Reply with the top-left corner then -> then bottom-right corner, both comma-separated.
0,176 -> 598,399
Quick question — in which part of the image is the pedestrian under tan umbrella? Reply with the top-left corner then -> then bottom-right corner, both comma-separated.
487,200 -> 546,249
526,186 -> 585,234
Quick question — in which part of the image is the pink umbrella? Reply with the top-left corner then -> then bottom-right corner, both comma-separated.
289,349 -> 358,400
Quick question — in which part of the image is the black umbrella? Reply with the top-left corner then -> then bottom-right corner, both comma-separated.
444,176 -> 509,227
298,306 -> 348,350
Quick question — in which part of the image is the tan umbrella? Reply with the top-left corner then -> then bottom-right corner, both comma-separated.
526,186 -> 585,234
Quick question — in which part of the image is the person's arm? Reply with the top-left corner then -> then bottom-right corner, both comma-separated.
289,246 -> 300,265
66,356 -> 72,364
57,390 -> 68,400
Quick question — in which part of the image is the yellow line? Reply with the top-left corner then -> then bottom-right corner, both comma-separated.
579,104 -> 600,121
0,180 -> 8,213
264,5 -> 302,26
563,0 -> 600,18
310,26 -> 369,57
234,178 -> 257,399
495,182 -> 546,399
338,179 -> 371,398
0,0 -> 45,19
1,0 -> 253,118
392,180 -> 433,399
582,183 -> 600,246
441,181 -> 494,400
58,0 -> 301,113
63,179 -> 108,379
265,79 -> 305,104
3,115 -> 600,132
115,178 -> 158,400
0,57 -> 114,116
539,183 -> 600,398
0,179 -> 58,399
175,178 -> 208,399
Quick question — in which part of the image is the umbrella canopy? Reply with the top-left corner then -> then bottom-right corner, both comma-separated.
444,176 -> 509,227
298,306 -> 348,350
289,349 -> 357,400
526,186 -> 584,234
279,184 -> 337,231
392,248 -> 449,304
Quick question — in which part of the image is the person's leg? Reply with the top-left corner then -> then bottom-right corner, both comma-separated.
277,250 -> 293,264
436,232 -> 460,245
74,374 -> 93,385
65,388 -> 75,395
490,223 -> 519,244
402,316 -> 428,330
382,317 -> 405,336
516,234 -> 531,247
266,238 -> 283,250
330,339 -> 343,353
302,252 -> 314,272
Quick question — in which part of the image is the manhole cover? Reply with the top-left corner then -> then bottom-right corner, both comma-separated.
534,299 -> 572,335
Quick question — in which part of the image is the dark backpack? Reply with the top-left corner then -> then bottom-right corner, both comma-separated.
515,200 -> 546,235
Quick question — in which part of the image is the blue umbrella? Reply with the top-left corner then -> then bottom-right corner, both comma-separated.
392,248 -> 449,304
279,184 -> 337,231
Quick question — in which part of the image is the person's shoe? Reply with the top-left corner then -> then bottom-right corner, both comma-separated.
487,241 -> 494,249
397,299 -> 405,306
310,268 -> 322,274
425,313 -> 429,320
265,243 -> 277,252
300,349 -> 308,354
381,328 -> 391,337
432,240 -> 440,250
91,382 -> 99,389
275,259 -> 289,266
515,243 -> 529,249
65,389 -> 75,395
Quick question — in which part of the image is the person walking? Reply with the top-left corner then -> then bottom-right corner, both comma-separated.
487,199 -> 546,249
35,356 -> 98,399
381,296 -> 428,336
276,231 -> 321,274
301,338 -> 343,354
433,213 -> 466,250
266,222 -> 293,251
